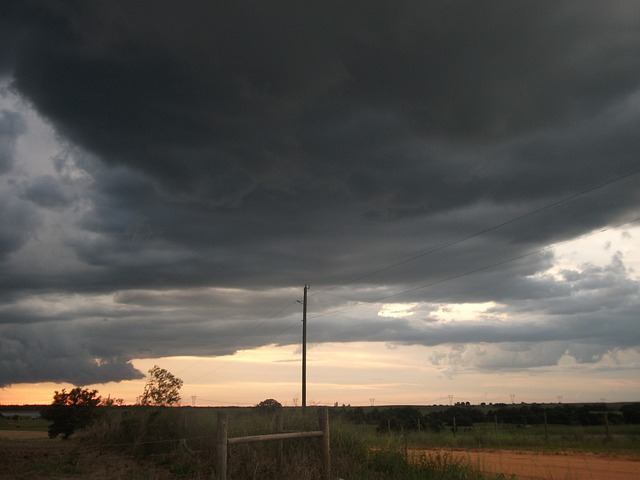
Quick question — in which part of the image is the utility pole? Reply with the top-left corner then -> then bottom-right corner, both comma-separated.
302,284 -> 309,412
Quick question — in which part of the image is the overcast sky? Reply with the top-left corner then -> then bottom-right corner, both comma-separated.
1,1 -> 639,405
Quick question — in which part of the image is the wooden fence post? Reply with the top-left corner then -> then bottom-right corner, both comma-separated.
219,408 -> 330,479
604,412 -> 611,441
319,407 -> 331,480
275,412 -> 284,468
216,413 -> 228,480
544,411 -> 549,441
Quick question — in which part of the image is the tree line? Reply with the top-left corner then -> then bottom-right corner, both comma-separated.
334,403 -> 640,434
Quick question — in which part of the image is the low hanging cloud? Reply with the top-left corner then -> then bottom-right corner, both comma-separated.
0,1 -> 639,386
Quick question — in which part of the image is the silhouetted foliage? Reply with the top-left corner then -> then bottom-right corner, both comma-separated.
100,396 -> 124,406
338,403 -> 638,431
41,387 -> 101,439
621,403 -> 640,424
140,365 -> 183,406
489,403 -> 616,426
375,406 -> 425,433
255,398 -> 282,413
431,405 -> 485,428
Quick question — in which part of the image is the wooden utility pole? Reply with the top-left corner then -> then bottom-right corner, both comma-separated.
302,284 -> 309,412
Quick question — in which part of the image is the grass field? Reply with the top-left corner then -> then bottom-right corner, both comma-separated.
0,417 -> 50,432
382,422 -> 640,454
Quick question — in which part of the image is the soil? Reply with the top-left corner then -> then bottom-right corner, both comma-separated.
411,448 -> 640,480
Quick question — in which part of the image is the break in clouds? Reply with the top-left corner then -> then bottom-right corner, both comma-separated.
1,1 -> 639,387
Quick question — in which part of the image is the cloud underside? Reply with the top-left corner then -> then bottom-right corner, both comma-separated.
0,1 -> 639,386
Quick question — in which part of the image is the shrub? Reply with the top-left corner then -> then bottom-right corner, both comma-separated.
255,398 -> 283,413
41,388 -> 101,439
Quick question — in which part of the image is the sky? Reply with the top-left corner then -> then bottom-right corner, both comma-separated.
1,1 -> 639,407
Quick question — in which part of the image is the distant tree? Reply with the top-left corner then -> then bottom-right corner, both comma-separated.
100,396 -> 124,407
140,365 -> 183,406
621,403 -> 640,424
41,387 -> 102,439
255,398 -> 282,413
375,406 -> 425,433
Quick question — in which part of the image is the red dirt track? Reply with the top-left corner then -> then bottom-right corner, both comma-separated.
412,448 -> 640,480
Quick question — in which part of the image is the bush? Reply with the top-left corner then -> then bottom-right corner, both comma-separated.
621,403 -> 640,424
255,398 -> 283,413
41,388 -> 101,439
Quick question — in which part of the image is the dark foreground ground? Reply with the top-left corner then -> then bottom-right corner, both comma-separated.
0,431 -> 175,479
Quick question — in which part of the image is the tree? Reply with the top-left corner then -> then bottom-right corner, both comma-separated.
100,396 -> 124,406
621,403 -> 640,424
140,365 -> 183,406
255,398 -> 282,413
41,387 -> 102,439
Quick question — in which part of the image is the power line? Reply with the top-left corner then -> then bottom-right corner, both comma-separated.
310,168 -> 640,297
186,215 -> 640,384
176,299 -> 299,377
184,169 -> 640,383
309,216 -> 640,320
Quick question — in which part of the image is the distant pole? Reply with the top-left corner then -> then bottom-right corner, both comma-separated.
302,284 -> 309,412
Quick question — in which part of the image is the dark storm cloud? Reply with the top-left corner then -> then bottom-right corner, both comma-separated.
8,1 -> 640,210
0,287 -> 302,386
18,174 -> 75,208
0,194 -> 40,260
307,254 -> 640,373
1,1 -> 640,385
0,109 -> 25,174
0,323 -> 143,387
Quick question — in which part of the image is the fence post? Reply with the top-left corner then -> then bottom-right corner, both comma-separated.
275,412 -> 284,468
319,407 -> 331,480
604,412 -> 611,441
216,413 -> 228,480
544,411 -> 549,442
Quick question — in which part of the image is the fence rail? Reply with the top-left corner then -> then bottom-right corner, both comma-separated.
215,407 -> 330,480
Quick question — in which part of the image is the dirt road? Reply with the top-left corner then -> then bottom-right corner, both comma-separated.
412,449 -> 640,480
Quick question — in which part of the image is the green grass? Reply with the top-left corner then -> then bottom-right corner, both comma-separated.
0,417 -> 50,431
377,422 -> 640,455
